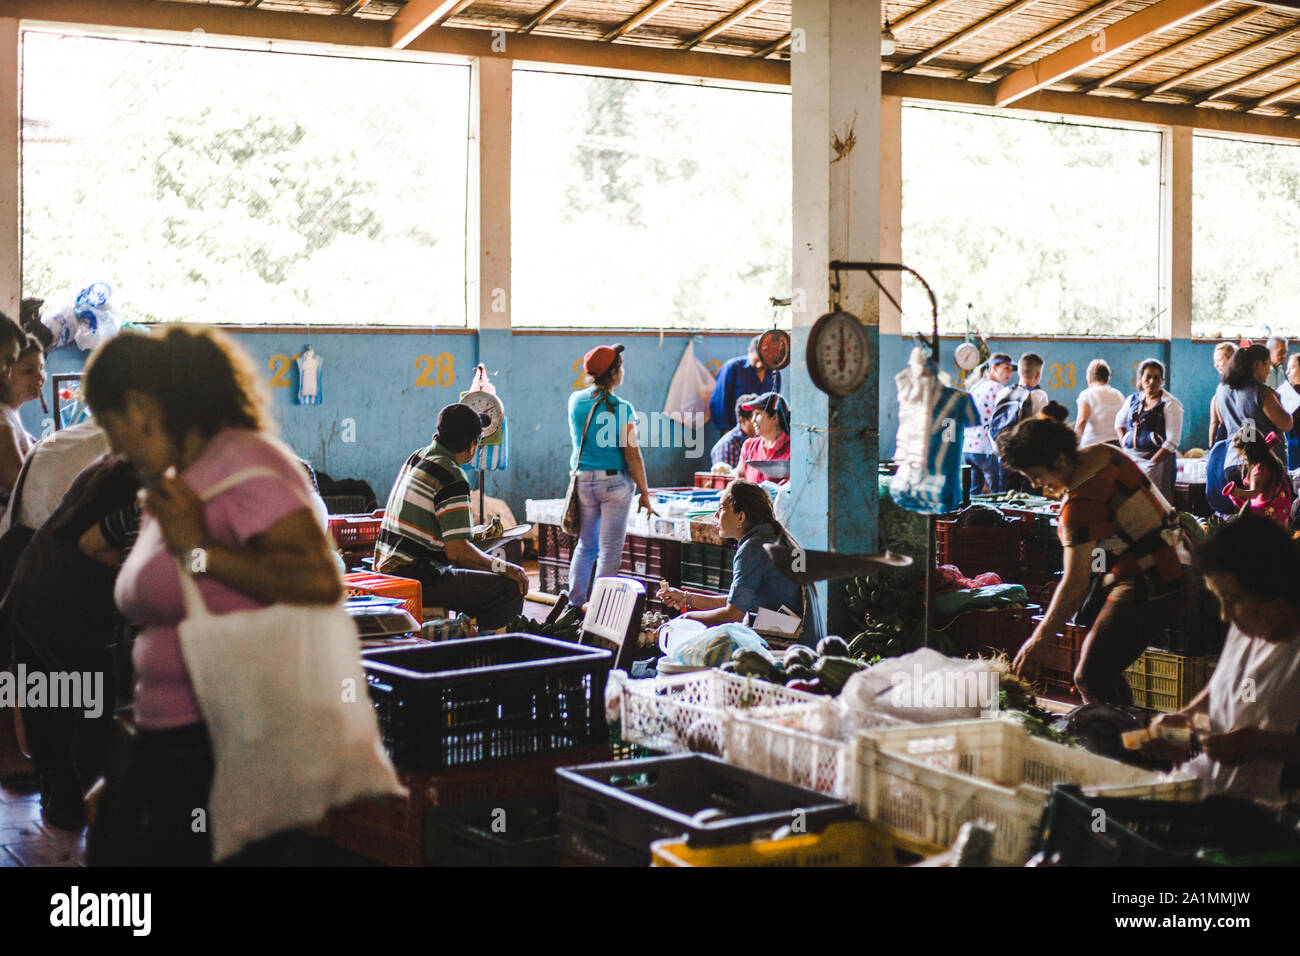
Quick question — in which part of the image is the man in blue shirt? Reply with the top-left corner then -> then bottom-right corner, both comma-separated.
708,336 -> 782,432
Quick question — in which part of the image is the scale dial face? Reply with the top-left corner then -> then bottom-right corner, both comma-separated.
461,389 -> 505,440
758,328 -> 792,371
807,310 -> 871,397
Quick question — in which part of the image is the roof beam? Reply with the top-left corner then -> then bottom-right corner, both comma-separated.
1194,49 -> 1300,102
892,0 -> 964,33
1083,7 -> 1262,91
752,32 -> 792,58
603,0 -> 679,42
521,0 -> 578,34
994,0 -> 1229,106
1144,23 -> 1300,95
340,1 -> 370,14
682,0 -> 770,50
390,0 -> 474,49
895,0 -> 1042,73
1249,75 -> 1300,109
961,0 -> 1129,79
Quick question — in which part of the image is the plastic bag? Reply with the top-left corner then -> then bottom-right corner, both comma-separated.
839,647 -> 1000,723
670,622 -> 769,667
72,282 -> 121,351
663,340 -> 715,425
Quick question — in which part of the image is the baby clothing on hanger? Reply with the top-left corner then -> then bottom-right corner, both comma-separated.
891,350 -> 978,515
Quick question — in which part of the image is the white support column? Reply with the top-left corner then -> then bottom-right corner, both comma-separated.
790,0 -> 882,632
469,55 -> 511,331
1162,125 -> 1192,342
0,20 -> 19,319
880,93 -> 902,338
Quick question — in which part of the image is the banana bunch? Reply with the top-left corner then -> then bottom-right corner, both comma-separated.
843,572 -> 925,662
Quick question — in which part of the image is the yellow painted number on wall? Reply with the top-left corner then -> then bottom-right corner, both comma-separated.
572,359 -> 587,390
953,363 -> 968,389
415,354 -> 456,388
268,354 -> 301,388
707,359 -> 722,376
1048,363 -> 1075,390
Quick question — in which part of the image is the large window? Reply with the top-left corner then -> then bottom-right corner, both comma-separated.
902,106 -> 1161,337
512,71 -> 791,329
1193,134 -> 1300,340
22,31 -> 470,326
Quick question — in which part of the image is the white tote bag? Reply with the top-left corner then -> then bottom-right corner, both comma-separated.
663,340 -> 715,424
174,467 -> 404,862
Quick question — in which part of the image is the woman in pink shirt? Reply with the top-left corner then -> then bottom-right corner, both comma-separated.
738,392 -> 791,485
83,327 -> 342,867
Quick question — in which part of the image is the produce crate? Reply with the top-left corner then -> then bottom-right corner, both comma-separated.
1156,575 -> 1228,658
1029,614 -> 1088,702
612,669 -> 821,757
328,510 -> 385,550
425,795 -> 560,867
323,494 -> 371,516
1035,784 -> 1300,866
537,523 -> 577,564
650,819 -> 942,867
954,604 -> 1040,659
681,541 -> 737,593
850,719 -> 1200,866
935,520 -> 1023,581
345,571 -> 423,622
557,753 -> 857,867
537,557 -> 569,596
693,472 -> 735,490
1124,648 -> 1214,713
620,535 -> 681,582
328,747 -> 609,867
363,636 -> 612,772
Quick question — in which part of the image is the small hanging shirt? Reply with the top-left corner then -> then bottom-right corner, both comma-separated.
891,357 -> 979,515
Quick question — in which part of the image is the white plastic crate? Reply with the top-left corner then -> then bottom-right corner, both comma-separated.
524,498 -> 565,526
647,514 -> 693,541
725,701 -> 908,800
851,719 -> 1202,866
611,670 -> 820,757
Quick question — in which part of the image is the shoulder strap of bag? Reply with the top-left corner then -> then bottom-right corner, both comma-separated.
4,449 -> 36,529
572,395 -> 603,474
198,466 -> 286,503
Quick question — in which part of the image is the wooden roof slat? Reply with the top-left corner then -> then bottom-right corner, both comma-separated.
1083,6 -> 1263,91
751,32 -> 792,57
339,1 -> 368,14
893,0 -> 966,34
1145,21 -> 1300,95
994,0 -> 1229,105
603,0 -> 681,41
1252,75 -> 1300,109
1194,48 -> 1300,102
894,0 -> 1043,72
391,0 -> 475,48
961,0 -> 1129,78
682,0 -> 771,50
522,0 -> 581,34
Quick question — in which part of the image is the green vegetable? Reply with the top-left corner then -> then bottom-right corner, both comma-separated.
812,656 -> 865,695
817,636 -> 851,658
783,645 -> 816,670
732,649 -> 776,680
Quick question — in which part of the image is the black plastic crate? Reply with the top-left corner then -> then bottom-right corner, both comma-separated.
556,753 -> 856,867
1035,785 -> 1300,867
538,524 -> 576,563
425,795 -> 560,867
363,636 -> 612,773
619,535 -> 681,582
538,557 -> 569,596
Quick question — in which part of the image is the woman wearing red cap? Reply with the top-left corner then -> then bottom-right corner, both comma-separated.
737,392 -> 791,485
567,344 -> 657,606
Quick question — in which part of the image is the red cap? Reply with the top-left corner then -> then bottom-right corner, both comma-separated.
583,343 -> 624,377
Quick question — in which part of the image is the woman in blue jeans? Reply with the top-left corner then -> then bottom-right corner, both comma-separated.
567,344 -> 657,606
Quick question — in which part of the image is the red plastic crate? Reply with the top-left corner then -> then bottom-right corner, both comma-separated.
1031,615 -> 1088,696
328,746 -> 611,866
694,472 -> 735,490
345,572 -> 423,621
935,520 -> 1023,581
619,535 -> 681,582
328,510 -> 385,550
538,524 -> 576,563
955,604 -> 1040,659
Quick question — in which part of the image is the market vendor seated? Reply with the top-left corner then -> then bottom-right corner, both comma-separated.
374,403 -> 527,630
737,392 -> 790,485
1140,514 -> 1300,804
657,480 -> 824,646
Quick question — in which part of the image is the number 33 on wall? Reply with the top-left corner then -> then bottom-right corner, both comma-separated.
1047,363 -> 1075,390
269,353 -> 456,388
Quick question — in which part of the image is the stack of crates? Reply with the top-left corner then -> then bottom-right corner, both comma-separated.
1125,649 -> 1216,712
1030,614 -> 1087,704
533,525 -> 679,613
680,541 -> 737,596
536,524 -> 576,596
935,517 -> 1022,581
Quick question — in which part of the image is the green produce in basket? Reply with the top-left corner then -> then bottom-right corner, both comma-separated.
817,636 -> 851,658
812,656 -> 866,695
732,648 -> 777,681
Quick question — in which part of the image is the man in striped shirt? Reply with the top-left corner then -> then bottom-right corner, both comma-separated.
375,404 -> 527,630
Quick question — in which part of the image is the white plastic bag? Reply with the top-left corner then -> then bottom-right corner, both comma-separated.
839,648 -> 1000,723
72,282 -> 121,351
663,340 -> 715,425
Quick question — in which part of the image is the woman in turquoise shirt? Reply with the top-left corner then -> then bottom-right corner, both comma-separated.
567,343 -> 657,605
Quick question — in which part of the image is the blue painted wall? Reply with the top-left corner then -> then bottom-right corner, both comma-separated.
27,328 -> 783,518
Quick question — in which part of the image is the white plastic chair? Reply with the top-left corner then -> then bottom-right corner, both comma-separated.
580,576 -> 646,673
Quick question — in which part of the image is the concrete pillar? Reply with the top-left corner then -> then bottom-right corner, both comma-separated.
790,0 -> 882,635
1161,125 -> 1193,395
879,94 -> 902,339
0,20 -> 19,319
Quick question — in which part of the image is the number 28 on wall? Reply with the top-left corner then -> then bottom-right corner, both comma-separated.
268,352 -> 457,389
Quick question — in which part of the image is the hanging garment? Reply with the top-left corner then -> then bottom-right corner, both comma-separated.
296,348 -> 323,405
891,350 -> 978,515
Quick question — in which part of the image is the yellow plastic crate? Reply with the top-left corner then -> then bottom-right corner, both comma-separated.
650,821 -> 942,867
1125,649 -> 1214,712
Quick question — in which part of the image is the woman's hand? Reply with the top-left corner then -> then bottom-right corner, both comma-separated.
1012,634 -> 1046,675
657,583 -> 688,610
637,490 -> 659,517
143,468 -> 208,558
1201,726 -> 1270,766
